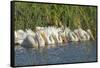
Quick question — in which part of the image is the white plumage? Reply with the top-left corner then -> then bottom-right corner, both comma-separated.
14,27 -> 94,48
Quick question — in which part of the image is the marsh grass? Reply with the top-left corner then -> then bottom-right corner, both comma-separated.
13,2 -> 97,39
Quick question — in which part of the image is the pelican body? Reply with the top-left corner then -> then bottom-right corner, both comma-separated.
14,27 -> 95,49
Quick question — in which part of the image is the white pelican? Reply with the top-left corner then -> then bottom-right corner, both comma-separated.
65,27 -> 71,41
74,28 -> 90,41
74,29 -> 81,41
65,27 -> 71,36
15,30 -> 27,45
41,31 -> 55,45
40,31 -> 56,48
21,35 -> 38,48
52,29 -> 63,44
87,29 -> 95,40
35,31 -> 45,48
26,29 -> 35,37
15,31 -> 17,40
15,31 -> 18,44
58,28 -> 67,43
68,31 -> 79,41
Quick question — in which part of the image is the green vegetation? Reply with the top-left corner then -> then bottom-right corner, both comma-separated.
13,2 -> 97,38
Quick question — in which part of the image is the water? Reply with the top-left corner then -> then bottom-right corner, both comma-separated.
15,41 -> 97,66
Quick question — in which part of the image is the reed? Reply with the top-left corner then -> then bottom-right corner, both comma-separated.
14,2 -> 97,39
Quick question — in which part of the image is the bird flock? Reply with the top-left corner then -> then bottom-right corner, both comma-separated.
15,26 -> 95,49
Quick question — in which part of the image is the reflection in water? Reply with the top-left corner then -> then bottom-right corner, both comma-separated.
15,41 -> 97,66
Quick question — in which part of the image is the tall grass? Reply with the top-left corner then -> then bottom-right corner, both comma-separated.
13,2 -> 97,39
